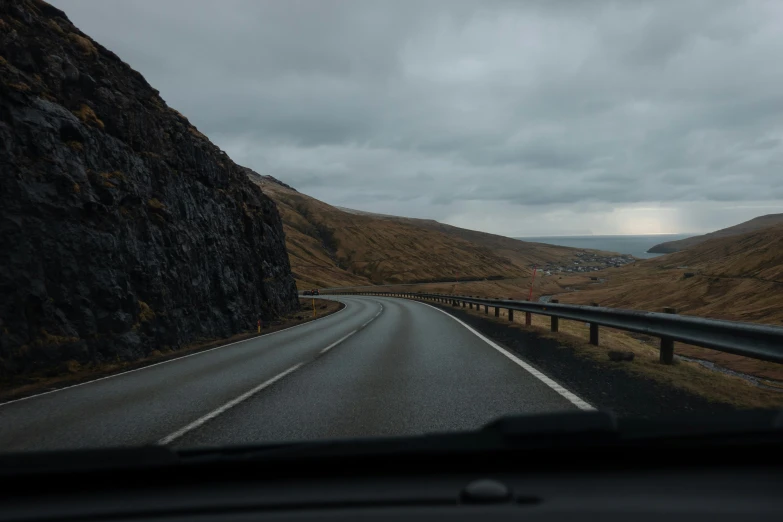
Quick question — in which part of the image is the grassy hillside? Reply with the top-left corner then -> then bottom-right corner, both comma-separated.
247,173 -> 587,289
560,223 -> 783,324
648,213 -> 783,253
549,224 -> 783,381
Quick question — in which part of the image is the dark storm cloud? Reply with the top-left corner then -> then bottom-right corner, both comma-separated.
52,0 -> 783,234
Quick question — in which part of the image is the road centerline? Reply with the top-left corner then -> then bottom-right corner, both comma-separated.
158,299 -> 384,445
157,363 -> 305,445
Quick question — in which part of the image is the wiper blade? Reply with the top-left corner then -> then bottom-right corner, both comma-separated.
176,409 -> 783,463
175,411 -> 620,463
1,410 -> 780,475
482,410 -> 617,440
0,446 -> 178,477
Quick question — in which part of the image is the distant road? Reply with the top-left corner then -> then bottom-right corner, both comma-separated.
0,297 -> 588,452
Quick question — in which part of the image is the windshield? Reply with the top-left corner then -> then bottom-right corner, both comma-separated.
1,0 -> 782,454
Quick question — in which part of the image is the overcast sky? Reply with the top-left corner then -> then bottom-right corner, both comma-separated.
52,0 -> 783,236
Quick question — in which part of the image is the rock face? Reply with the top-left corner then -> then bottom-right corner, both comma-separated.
0,0 -> 298,376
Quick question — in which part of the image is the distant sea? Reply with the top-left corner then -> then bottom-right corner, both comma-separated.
515,234 -> 694,259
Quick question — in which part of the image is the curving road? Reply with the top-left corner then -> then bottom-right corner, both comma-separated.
0,296 -> 590,452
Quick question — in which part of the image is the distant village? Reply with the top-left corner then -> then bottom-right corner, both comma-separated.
538,251 -> 636,275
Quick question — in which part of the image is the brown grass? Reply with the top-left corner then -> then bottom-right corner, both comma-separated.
138,301 -> 155,322
188,126 -> 208,140
73,104 -> 104,130
99,171 -> 125,183
7,82 -> 30,92
147,198 -> 166,211
543,225 -> 783,381
67,33 -> 97,56
66,140 -> 83,152
0,55 -> 8,66
47,19 -> 64,35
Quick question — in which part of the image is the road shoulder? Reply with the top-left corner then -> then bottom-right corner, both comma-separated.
0,299 -> 344,404
420,301 -> 740,416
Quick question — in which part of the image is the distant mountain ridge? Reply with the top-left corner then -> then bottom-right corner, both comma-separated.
648,213 -> 783,253
247,175 -> 591,288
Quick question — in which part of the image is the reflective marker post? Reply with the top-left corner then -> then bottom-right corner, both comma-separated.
257,319 -> 261,333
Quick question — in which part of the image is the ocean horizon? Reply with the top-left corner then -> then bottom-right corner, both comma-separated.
515,234 -> 695,259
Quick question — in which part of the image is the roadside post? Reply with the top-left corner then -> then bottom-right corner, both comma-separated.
550,299 -> 559,332
313,298 -> 316,318
660,307 -> 677,364
257,319 -> 261,333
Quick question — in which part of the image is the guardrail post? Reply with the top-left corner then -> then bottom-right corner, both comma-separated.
508,309 -> 514,321
469,302 -> 473,309
660,307 -> 677,364
525,301 -> 531,326
484,304 -> 488,314
494,306 -> 500,317
589,302 -> 599,346
461,301 -> 466,308
453,299 -> 458,307
550,299 -> 559,332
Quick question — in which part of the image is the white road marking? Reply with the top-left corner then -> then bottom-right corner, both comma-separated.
160,299 -> 383,443
407,300 -> 595,411
320,330 -> 357,354
158,363 -> 304,445
0,300 -> 348,408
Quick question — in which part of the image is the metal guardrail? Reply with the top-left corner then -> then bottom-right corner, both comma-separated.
328,291 -> 783,365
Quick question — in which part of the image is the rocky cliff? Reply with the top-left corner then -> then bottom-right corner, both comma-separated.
0,0 -> 298,377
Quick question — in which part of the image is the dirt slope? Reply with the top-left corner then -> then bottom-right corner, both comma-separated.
247,173 -> 587,289
648,213 -> 783,253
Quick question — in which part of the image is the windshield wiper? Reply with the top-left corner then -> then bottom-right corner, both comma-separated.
175,409 -> 783,463
1,410 -> 781,476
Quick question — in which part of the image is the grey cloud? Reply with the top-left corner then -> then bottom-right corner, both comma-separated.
52,0 -> 783,234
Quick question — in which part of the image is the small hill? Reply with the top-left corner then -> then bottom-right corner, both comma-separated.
648,213 -> 783,253
248,175 -> 589,289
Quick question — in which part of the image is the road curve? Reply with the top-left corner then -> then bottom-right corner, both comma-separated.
0,296 -> 585,452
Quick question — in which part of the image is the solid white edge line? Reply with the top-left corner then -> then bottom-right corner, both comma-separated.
158,363 -> 304,445
0,298 -> 349,408
411,299 -> 595,411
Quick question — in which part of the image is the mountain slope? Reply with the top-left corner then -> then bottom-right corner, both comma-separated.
561,223 -> 783,325
648,213 -> 783,253
0,1 -> 297,376
247,173 -> 588,289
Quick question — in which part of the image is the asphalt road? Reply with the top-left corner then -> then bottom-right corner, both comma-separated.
0,296 -> 589,452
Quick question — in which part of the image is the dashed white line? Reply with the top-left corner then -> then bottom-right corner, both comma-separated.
158,362 -> 304,445
320,330 -> 357,354
159,298 -> 384,444
411,300 -> 595,411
